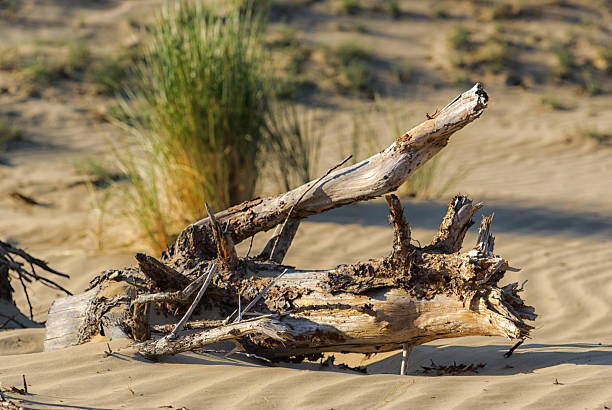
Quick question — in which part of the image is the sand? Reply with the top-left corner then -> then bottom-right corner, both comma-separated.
2,1 -> 612,409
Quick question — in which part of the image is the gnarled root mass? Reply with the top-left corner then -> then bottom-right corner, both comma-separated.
43,84 -> 535,363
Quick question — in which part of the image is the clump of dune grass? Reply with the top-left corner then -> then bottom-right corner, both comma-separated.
112,1 -> 274,252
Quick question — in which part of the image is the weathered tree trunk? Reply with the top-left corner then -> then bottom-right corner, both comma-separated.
44,84 -> 536,363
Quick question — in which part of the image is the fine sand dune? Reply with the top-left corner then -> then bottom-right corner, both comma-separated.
1,0 -> 612,409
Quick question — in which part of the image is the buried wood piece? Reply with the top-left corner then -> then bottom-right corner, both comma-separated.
168,84 -> 488,261
139,315 -> 292,360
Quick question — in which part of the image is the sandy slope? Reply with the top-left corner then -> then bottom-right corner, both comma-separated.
2,0 -> 612,409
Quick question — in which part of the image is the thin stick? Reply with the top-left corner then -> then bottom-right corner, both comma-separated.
237,287 -> 242,322
504,339 -> 524,358
22,375 -> 27,394
168,263 -> 218,339
17,274 -> 33,321
0,240 -> 69,278
268,155 -> 352,259
245,235 -> 255,259
400,344 -> 413,375
233,269 -> 288,323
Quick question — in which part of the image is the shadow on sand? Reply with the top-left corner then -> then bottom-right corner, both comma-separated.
365,342 -> 612,376
308,198 -> 612,239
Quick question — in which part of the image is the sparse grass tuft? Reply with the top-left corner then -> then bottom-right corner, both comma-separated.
337,20 -> 371,33
551,42 -> 576,80
582,77 -> 602,96
474,29 -> 515,73
84,47 -> 140,95
18,58 -> 64,97
388,0 -> 400,19
264,104 -> 323,191
448,26 -> 472,51
329,42 -> 375,95
572,128 -> 612,146
66,42 -> 92,75
540,96 -> 569,111
334,0 -> 360,15
0,119 -> 24,152
335,42 -> 373,65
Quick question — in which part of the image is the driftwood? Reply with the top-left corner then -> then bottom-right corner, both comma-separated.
43,84 -> 536,367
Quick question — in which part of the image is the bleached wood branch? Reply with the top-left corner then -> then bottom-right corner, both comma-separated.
169,83 -> 488,261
